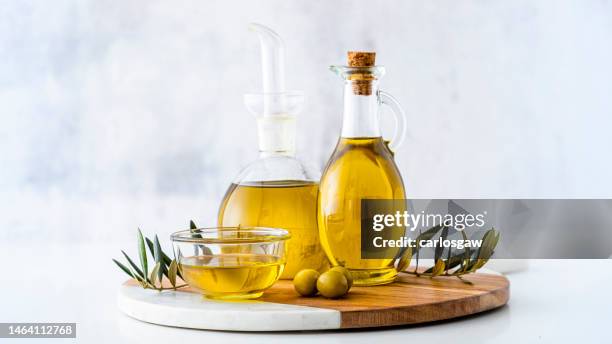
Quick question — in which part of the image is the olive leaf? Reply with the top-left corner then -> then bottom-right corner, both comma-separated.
459,230 -> 471,272
153,235 -> 164,281
431,259 -> 446,277
150,262 -> 161,288
137,228 -> 148,279
168,259 -> 178,287
190,219 -> 209,256
468,259 -> 486,272
113,259 -> 134,279
473,231 -> 499,271
463,258 -> 478,272
153,235 -> 162,263
396,246 -> 412,272
121,250 -> 145,280
145,238 -> 170,278
434,226 -> 449,262
465,229 -> 499,272
477,229 -> 499,261
190,220 -> 202,238
113,258 -> 148,288
445,252 -> 464,271
492,230 -> 501,250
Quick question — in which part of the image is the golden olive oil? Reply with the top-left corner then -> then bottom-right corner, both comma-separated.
318,137 -> 406,286
180,254 -> 283,299
218,180 -> 328,279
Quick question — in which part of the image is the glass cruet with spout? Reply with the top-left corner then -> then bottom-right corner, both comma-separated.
318,51 -> 408,286
217,23 -> 327,279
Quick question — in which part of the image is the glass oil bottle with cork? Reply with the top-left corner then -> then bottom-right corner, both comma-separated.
318,51 -> 408,286
217,24 -> 327,279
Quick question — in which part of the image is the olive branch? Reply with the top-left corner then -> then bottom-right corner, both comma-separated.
395,225 -> 501,284
112,220 -> 201,291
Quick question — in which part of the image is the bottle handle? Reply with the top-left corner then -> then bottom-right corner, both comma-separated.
377,90 -> 407,152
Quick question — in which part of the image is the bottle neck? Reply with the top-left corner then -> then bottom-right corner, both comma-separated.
341,80 -> 381,138
256,115 -> 296,157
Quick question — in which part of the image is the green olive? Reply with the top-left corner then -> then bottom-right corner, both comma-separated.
293,269 -> 320,296
330,266 -> 353,289
316,270 -> 348,298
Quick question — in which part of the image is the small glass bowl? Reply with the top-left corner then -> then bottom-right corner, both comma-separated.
170,227 -> 290,300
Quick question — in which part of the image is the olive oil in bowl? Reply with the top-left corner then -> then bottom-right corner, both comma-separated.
180,254 -> 284,300
171,227 -> 290,300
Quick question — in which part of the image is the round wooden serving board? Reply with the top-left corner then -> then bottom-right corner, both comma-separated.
118,271 -> 509,331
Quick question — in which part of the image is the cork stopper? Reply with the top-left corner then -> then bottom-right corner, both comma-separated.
348,51 -> 376,67
347,51 -> 376,95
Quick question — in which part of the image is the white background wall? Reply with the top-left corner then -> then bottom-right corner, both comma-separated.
1,0 -> 611,243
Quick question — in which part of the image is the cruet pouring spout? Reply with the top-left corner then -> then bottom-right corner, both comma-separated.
248,23 -> 286,93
